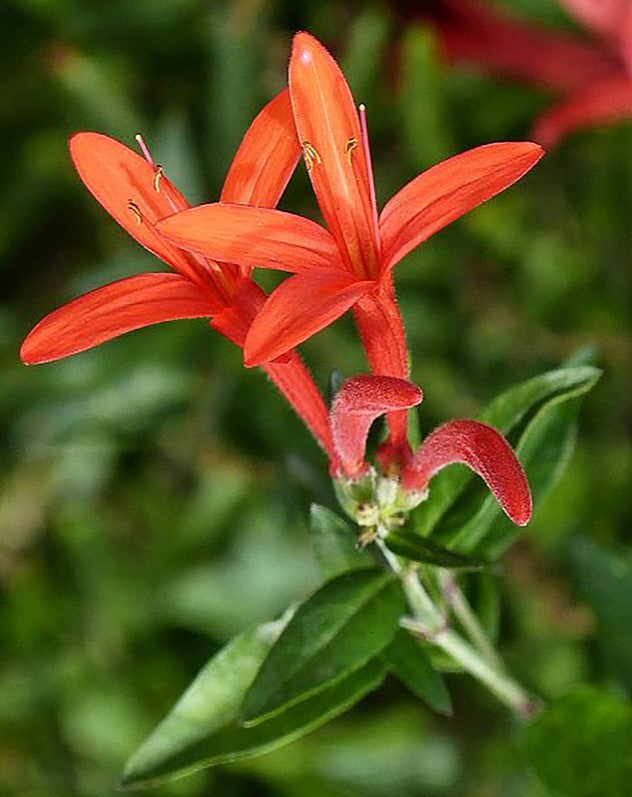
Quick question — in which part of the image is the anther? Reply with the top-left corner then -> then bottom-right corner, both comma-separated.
301,141 -> 321,172
153,165 -> 164,193
345,137 -> 358,165
127,199 -> 142,225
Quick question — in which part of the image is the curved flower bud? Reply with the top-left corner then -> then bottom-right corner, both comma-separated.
331,375 -> 423,478
400,419 -> 532,526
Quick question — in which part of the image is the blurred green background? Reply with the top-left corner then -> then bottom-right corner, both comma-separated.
2,0 -> 631,795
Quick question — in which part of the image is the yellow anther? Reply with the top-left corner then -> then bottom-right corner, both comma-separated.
153,165 -> 164,193
127,199 -> 142,225
301,141 -> 321,171
345,137 -> 358,165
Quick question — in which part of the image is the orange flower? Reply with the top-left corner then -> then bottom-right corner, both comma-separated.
158,32 -> 543,464
20,90 -> 335,457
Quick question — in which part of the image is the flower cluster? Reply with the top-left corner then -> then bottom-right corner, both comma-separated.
404,0 -> 632,146
21,32 -> 540,538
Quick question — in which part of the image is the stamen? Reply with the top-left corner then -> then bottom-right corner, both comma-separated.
153,165 -> 164,193
135,133 -> 155,166
127,199 -> 143,225
358,104 -> 380,248
345,137 -> 358,165
301,141 -> 321,172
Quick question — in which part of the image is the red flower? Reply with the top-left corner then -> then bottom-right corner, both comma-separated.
330,375 -> 531,526
158,31 -> 543,464
20,90 -> 335,457
330,375 -> 423,478
408,0 -> 632,146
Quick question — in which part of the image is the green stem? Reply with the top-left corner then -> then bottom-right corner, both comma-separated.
395,561 -> 538,719
438,570 -> 503,669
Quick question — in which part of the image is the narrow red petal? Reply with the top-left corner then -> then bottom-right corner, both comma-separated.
158,203 -> 340,274
421,0 -> 620,92
244,269 -> 374,366
352,276 -> 410,458
221,88 -> 301,208
379,142 -> 544,271
69,133 -> 207,283
401,420 -> 532,526
532,76 -> 632,147
331,375 -> 423,478
289,32 -> 380,279
20,273 -> 217,364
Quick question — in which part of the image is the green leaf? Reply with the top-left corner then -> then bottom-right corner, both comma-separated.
414,366 -> 601,553
122,622 -> 386,789
383,629 -> 452,716
384,528 -> 486,569
570,537 -> 632,692
241,568 -> 405,725
310,504 -> 373,581
525,686 -> 632,797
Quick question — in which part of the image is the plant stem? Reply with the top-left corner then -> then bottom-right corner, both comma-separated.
439,570 -> 503,668
395,560 -> 538,719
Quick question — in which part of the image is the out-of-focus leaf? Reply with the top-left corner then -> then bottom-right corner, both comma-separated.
525,686 -> 632,797
399,26 -> 454,169
384,529 -> 486,569
571,537 -> 632,693
310,504 -> 373,581
241,569 -> 404,725
341,5 -> 390,102
382,629 -> 452,716
122,617 -> 385,789
204,0 -> 266,185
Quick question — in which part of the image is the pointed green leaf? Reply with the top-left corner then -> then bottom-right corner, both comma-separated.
383,629 -> 452,716
384,529 -> 487,569
310,504 -> 373,580
241,568 -> 405,725
121,619 -> 386,789
413,364 -> 601,538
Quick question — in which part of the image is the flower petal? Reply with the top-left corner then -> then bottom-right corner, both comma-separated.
331,375 -> 423,477
158,203 -> 340,274
20,273 -> 217,364
532,76 -> 632,147
244,268 -> 374,366
401,420 -> 532,526
220,88 -> 301,208
379,142 -> 544,271
69,133 -> 206,283
289,32 -> 380,279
